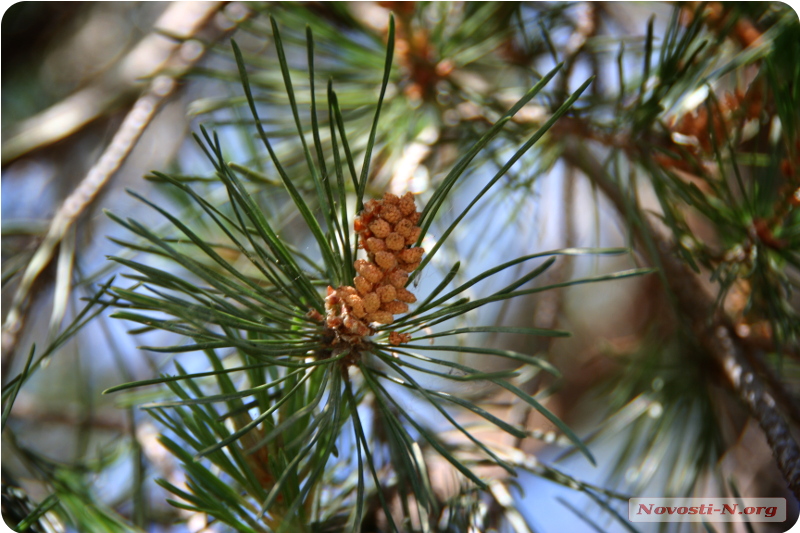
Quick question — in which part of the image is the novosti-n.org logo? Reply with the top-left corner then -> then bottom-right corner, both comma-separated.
629,498 -> 786,522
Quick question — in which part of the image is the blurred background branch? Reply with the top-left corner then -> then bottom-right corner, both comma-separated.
2,1 -> 240,362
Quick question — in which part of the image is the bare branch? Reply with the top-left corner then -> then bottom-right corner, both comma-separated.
1,2 -> 236,363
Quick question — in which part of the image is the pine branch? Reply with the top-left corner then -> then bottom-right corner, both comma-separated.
562,141 -> 800,501
743,347 -> 800,428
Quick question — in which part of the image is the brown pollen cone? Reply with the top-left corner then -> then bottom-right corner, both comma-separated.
325,192 -> 424,347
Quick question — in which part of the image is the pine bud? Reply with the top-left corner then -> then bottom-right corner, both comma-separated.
369,219 -> 391,238
366,237 -> 386,253
398,192 -> 416,216
345,294 -> 366,318
399,247 -> 424,264
374,251 -> 397,270
399,261 -> 420,272
396,287 -> 417,303
355,259 -> 383,284
363,292 -> 381,313
382,300 -> 409,314
405,226 -> 421,245
387,270 -> 409,288
381,204 -> 402,224
354,275 -> 373,295
389,331 -> 412,346
385,232 -> 405,250
394,218 -> 414,237
376,285 -> 397,303
366,310 -> 394,324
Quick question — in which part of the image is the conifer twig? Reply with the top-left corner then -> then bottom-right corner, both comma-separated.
562,141 -> 800,502
743,348 -> 800,428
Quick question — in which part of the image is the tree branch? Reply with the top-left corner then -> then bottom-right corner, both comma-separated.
1,2 -> 238,363
561,140 -> 800,501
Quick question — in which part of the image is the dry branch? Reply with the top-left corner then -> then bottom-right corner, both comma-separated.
1,2 -> 239,363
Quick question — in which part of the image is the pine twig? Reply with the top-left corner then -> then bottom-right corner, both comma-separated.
562,141 -> 800,502
743,347 -> 800,428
